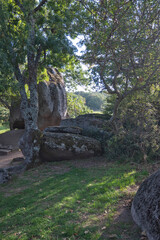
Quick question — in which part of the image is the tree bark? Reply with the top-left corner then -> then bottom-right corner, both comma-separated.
16,13 -> 42,168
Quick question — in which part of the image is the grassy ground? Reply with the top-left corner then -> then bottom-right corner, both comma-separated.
0,123 -> 10,134
0,157 -> 157,240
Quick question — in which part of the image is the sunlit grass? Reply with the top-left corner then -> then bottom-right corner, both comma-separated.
0,160 -> 148,240
0,123 -> 10,134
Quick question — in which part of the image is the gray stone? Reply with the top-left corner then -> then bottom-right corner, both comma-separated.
40,132 -> 102,161
44,126 -> 82,135
9,68 -> 67,130
0,164 -> 26,184
0,168 -> 10,184
60,114 -> 108,149
0,149 -> 11,156
131,169 -> 160,240
9,100 -> 24,130
61,114 -> 107,130
0,129 -> 24,150
11,157 -> 24,164
37,68 -> 67,130
19,128 -> 42,167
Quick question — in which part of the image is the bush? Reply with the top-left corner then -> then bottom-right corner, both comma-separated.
0,107 -> 9,125
67,92 -> 93,118
103,90 -> 160,162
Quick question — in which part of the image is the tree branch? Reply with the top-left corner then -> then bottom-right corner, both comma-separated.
123,64 -> 160,98
33,0 -> 48,13
35,46 -> 42,68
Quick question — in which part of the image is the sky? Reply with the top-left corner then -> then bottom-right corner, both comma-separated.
68,36 -> 98,92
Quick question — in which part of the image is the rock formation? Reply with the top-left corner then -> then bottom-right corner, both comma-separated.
9,100 -> 24,130
9,68 -> 67,130
39,126 -> 102,161
0,129 -> 24,151
131,170 -> 160,240
38,68 -> 67,130
61,114 -> 107,139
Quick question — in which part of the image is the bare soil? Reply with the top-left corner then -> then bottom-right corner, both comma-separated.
0,150 -> 24,168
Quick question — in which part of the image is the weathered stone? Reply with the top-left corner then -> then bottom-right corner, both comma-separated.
61,114 -> 107,130
9,68 -> 67,130
0,168 -> 10,184
37,68 -> 67,130
60,114 -> 107,138
0,129 -> 24,150
0,164 -> 26,184
131,169 -> 160,240
9,99 -> 24,130
44,126 -> 82,135
40,132 -> 102,161
0,149 -> 11,156
19,128 -> 42,167
11,157 -> 25,165
60,114 -> 108,150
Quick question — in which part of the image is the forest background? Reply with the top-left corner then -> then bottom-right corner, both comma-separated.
0,0 -> 160,164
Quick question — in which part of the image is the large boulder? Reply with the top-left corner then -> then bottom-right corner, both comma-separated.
39,126 -> 102,161
9,100 -> 24,130
60,114 -> 108,139
131,170 -> 160,240
0,164 -> 26,184
9,68 -> 67,130
38,68 -> 67,130
44,126 -> 82,135
0,129 -> 24,150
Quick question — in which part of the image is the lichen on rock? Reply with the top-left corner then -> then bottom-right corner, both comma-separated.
131,169 -> 160,240
40,128 -> 102,161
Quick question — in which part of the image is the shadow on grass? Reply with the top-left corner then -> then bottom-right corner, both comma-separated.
0,161 -> 147,240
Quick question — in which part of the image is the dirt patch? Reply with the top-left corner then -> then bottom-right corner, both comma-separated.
0,150 -> 24,168
99,184 -> 148,240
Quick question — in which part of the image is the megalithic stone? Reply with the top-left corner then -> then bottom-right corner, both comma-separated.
9,68 -> 67,130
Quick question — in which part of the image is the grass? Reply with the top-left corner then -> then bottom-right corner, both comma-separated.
0,157 -> 151,240
0,123 -> 10,134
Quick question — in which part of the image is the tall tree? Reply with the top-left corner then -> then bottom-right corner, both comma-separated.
0,0 -> 79,166
78,0 -> 160,129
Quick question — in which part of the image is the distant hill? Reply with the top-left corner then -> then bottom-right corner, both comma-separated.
75,91 -> 106,111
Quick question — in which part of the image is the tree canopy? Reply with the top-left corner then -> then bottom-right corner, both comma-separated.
0,0 -> 83,165
77,0 -> 160,124
0,0 -> 160,164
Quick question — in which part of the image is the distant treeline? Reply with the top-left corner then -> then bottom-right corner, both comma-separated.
75,91 -> 106,111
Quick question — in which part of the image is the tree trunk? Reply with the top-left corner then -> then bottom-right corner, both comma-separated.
17,13 -> 42,168
19,83 -> 41,168
109,96 -> 123,133
15,66 -> 41,168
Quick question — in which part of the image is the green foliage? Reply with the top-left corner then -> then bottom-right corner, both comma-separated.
67,92 -> 93,118
0,123 -> 9,134
103,94 -> 117,117
37,68 -> 49,83
77,0 -> 160,122
0,106 -> 9,125
0,71 -> 20,109
0,0 -> 83,108
75,91 -> 106,111
0,160 -> 148,239
104,87 -> 160,162
61,59 -> 91,90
